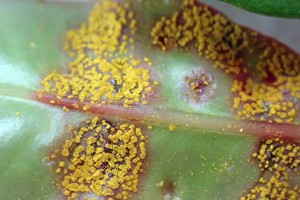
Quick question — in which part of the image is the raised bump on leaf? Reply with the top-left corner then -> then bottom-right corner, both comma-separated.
39,0 -> 157,108
159,181 -> 177,200
49,116 -> 147,199
17,0 -> 300,198
241,138 -> 300,199
151,0 -> 300,124
183,70 -> 214,102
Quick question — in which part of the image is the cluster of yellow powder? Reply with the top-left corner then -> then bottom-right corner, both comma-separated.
241,138 -> 300,200
151,0 -> 300,123
185,72 -> 212,102
186,74 -> 210,93
232,79 -> 298,123
64,0 -> 136,57
50,116 -> 146,200
232,40 -> 300,123
41,57 -> 152,107
41,1 -> 153,199
40,0 -> 155,108
151,0 -> 248,75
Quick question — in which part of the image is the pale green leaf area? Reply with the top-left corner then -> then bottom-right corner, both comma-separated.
0,1 -> 89,199
153,50 -> 234,117
0,96 -> 87,199
139,127 -> 257,200
0,97 -> 63,199
0,1 -> 91,90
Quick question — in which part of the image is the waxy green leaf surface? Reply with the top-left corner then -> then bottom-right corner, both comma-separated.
0,1 -> 299,200
219,0 -> 300,18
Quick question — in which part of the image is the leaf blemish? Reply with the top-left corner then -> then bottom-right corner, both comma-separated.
29,0 -> 300,198
39,0 -> 157,109
184,70 -> 214,103
242,138 -> 300,199
49,116 -> 147,200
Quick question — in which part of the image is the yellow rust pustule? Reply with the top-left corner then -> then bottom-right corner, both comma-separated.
40,0 -> 156,107
41,57 -> 152,107
151,0 -> 248,74
151,0 -> 300,124
64,0 -> 136,57
241,138 -> 300,200
185,71 -> 213,102
232,77 -> 299,123
51,116 -> 147,200
231,36 -> 300,124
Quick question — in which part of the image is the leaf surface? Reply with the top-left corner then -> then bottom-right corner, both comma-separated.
219,0 -> 300,18
1,1 -> 300,200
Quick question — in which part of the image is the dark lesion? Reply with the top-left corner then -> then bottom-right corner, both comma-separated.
157,180 -> 177,200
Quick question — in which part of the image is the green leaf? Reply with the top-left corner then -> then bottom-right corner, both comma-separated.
219,0 -> 300,18
1,0 -> 300,200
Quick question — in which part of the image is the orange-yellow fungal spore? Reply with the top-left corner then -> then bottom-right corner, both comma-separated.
241,139 -> 300,200
231,41 -> 300,123
232,77 -> 299,123
151,0 -> 300,123
40,0 -> 155,107
64,0 -> 134,57
41,57 -> 152,107
50,117 -> 146,200
168,124 -> 177,131
185,71 -> 213,102
151,0 -> 248,74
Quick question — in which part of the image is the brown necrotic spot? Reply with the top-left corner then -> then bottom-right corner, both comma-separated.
183,70 -> 214,102
157,180 -> 177,200
49,116 -> 147,200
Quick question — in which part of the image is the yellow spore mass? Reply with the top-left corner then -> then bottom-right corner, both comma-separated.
151,0 -> 300,123
51,116 -> 146,200
232,41 -> 300,123
241,138 -> 300,200
168,124 -> 176,131
64,0 -> 135,57
41,57 -> 152,107
151,0 -> 248,74
40,0 -> 155,107
232,77 -> 299,123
